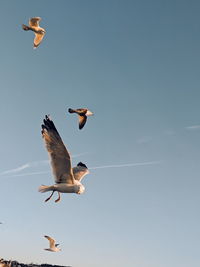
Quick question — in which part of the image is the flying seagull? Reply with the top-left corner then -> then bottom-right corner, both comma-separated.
39,115 -> 89,202
22,17 -> 46,49
68,108 -> 93,130
44,235 -> 61,252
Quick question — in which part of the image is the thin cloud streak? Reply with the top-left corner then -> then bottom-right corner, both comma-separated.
0,160 -> 49,176
0,153 -> 89,176
89,161 -> 161,170
1,163 -> 30,175
185,125 -> 200,130
5,171 -> 50,178
2,160 -> 162,178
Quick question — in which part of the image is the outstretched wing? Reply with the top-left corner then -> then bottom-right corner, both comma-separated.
78,115 -> 87,130
41,115 -> 75,184
44,235 -> 56,249
29,17 -> 41,27
73,162 -> 89,182
34,32 -> 45,48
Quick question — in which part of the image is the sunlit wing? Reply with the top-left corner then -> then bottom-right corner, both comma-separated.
29,17 -> 41,27
41,115 -> 75,184
78,115 -> 87,130
73,163 -> 89,182
34,32 -> 45,48
76,108 -> 87,113
44,235 -> 56,249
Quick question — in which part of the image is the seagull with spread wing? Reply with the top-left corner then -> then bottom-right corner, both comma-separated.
22,17 -> 46,49
39,115 -> 89,202
44,235 -> 61,252
68,108 -> 93,130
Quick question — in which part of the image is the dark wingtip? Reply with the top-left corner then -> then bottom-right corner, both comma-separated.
45,114 -> 51,120
79,124 -> 84,130
77,162 -> 88,168
41,115 -> 59,134
68,108 -> 74,113
22,24 -> 29,31
41,124 -> 47,130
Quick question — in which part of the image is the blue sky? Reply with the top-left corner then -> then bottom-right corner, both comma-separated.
0,0 -> 200,266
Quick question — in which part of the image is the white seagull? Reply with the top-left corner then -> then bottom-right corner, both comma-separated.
39,115 -> 89,202
44,235 -> 61,252
22,17 -> 46,49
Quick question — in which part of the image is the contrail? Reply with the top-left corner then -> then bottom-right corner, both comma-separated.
0,163 -> 30,175
185,125 -> 200,130
0,161 -> 48,176
0,152 -> 89,176
5,170 -> 50,178
89,160 -> 161,170
2,160 -> 161,178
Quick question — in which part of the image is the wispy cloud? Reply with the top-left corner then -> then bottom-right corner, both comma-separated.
0,160 -> 49,176
185,125 -> 200,130
1,163 -> 30,175
5,170 -> 50,178
72,152 -> 90,158
2,160 -> 161,178
0,152 -> 89,177
89,160 -> 161,170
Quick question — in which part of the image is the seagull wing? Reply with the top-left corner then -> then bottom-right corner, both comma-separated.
79,115 -> 87,130
41,115 -> 75,184
34,32 -> 45,48
73,163 -> 89,182
44,235 -> 56,249
29,17 -> 41,27
76,108 -> 87,113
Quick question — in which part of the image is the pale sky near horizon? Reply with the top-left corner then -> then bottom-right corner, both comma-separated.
0,0 -> 200,266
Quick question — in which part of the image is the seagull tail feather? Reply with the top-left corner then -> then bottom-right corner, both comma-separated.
38,185 -> 54,193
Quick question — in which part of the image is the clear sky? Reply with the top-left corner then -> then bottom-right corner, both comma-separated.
0,0 -> 200,266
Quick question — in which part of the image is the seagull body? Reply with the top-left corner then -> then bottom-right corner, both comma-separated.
68,108 -> 93,130
44,235 -> 61,252
39,115 -> 89,202
22,17 -> 46,49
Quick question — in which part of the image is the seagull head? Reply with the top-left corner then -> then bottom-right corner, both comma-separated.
86,110 -> 94,116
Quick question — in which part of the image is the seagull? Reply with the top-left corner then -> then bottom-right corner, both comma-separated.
22,17 -> 46,49
68,108 -> 93,130
39,115 -> 89,202
44,235 -> 61,252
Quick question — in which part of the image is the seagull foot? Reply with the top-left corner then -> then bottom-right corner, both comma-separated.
55,192 -> 61,203
44,191 -> 55,202
45,197 -> 51,202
